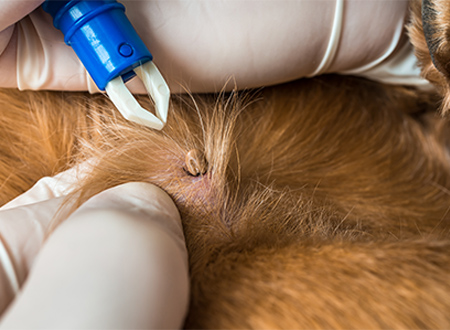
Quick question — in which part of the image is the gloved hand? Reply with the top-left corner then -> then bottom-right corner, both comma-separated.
0,164 -> 189,329
0,0 -> 425,94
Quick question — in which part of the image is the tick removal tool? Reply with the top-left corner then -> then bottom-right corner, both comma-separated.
42,0 -> 170,130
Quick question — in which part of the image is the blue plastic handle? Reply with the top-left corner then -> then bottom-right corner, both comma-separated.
42,0 -> 153,90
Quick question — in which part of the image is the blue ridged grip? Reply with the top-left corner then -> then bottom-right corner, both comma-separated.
42,0 -> 153,90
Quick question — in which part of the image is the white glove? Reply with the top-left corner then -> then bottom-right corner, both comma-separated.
0,164 -> 189,329
0,0 -> 428,93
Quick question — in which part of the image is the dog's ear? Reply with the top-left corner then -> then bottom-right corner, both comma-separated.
409,0 -> 450,114
422,0 -> 450,80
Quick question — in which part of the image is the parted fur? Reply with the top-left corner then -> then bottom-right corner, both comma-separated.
0,1 -> 450,328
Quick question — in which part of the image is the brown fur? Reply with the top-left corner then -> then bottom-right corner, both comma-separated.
1,1 -> 450,328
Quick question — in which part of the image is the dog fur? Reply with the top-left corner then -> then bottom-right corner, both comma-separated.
1,0 -> 450,328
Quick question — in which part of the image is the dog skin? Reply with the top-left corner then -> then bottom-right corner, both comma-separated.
0,0 -> 450,328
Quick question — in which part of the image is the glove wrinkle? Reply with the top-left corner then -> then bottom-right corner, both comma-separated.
0,231 -> 20,296
16,8 -> 86,91
0,0 -> 43,32
0,26 -> 13,57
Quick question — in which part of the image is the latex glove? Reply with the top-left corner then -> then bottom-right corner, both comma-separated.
0,0 -> 427,94
0,165 -> 189,329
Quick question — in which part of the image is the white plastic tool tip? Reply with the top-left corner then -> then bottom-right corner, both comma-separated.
136,61 -> 170,125
105,61 -> 170,130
